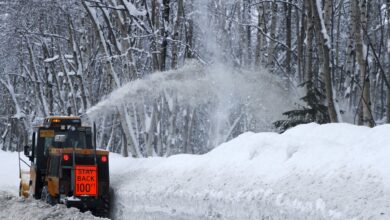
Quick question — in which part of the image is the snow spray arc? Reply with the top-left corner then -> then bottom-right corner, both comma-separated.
86,60 -> 295,154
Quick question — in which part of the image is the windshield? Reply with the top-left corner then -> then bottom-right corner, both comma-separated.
44,131 -> 89,150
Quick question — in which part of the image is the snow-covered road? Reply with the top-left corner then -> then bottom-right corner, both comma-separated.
1,123 -> 390,219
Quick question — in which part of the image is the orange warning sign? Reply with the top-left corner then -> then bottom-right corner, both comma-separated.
75,165 -> 97,196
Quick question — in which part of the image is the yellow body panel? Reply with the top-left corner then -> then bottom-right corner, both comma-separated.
19,171 -> 30,198
49,148 -> 109,156
46,176 -> 59,196
39,130 -> 55,138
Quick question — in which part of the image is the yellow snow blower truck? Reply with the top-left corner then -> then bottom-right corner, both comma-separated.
20,116 -> 110,217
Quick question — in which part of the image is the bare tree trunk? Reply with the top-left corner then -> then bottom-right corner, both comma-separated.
297,2 -> 304,82
245,0 -> 252,65
185,0 -> 194,59
255,6 -> 263,66
160,0 -> 170,71
304,0 -> 314,84
172,0 -> 184,69
335,1 -> 342,92
237,0 -> 244,65
352,0 -> 374,127
150,0 -> 161,69
285,0 -> 292,77
41,42 -> 54,115
312,0 -> 339,122
387,0 -> 390,123
267,0 -> 278,69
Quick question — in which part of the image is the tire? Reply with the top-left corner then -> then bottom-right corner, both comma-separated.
41,186 -> 57,205
95,194 -> 110,217
94,188 -> 112,218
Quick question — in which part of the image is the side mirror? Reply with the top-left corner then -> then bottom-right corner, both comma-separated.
23,145 -> 30,157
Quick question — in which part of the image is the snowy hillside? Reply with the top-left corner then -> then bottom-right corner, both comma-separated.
1,123 -> 390,219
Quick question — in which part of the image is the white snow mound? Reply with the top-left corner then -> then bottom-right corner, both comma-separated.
110,123 -> 390,220
0,151 -> 27,194
0,191 -> 103,220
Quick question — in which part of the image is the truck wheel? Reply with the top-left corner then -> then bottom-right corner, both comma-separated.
41,186 -> 57,205
94,190 -> 110,217
99,195 -> 110,217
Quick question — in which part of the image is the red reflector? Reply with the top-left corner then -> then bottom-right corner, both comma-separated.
63,154 -> 69,161
101,155 -> 107,162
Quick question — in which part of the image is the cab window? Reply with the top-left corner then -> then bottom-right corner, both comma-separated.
51,131 -> 89,149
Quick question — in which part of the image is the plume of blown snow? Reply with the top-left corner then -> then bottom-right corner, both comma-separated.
87,60 -> 297,134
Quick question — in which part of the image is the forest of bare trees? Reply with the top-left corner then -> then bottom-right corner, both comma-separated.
1,0 -> 390,156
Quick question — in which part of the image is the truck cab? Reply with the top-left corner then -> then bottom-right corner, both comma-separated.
21,116 -> 110,217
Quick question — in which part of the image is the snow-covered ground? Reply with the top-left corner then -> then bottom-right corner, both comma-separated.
0,151 -> 24,195
1,123 -> 390,219
110,123 -> 390,220
0,191 -> 101,220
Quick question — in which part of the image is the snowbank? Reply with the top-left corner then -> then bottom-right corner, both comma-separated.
0,151 -> 27,194
110,123 -> 390,219
0,191 -> 101,220
1,123 -> 390,219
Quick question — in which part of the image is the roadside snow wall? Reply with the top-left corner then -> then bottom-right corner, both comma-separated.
110,123 -> 390,220
1,123 -> 390,219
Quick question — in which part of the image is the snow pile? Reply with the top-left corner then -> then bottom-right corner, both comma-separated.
0,192 -> 102,220
0,151 -> 27,194
110,123 -> 390,219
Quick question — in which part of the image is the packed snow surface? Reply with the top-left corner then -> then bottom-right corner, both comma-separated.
1,123 -> 390,219
0,191 -> 101,220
